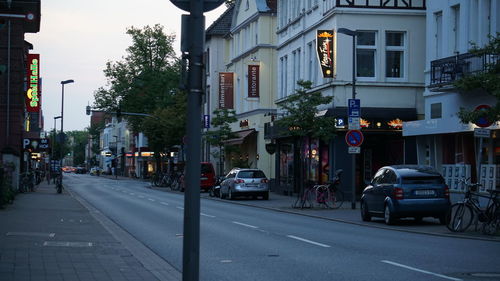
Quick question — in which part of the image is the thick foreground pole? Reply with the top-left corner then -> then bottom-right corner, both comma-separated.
182,1 -> 204,280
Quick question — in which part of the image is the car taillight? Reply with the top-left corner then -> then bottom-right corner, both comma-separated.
444,185 -> 450,199
261,179 -> 269,183
235,179 -> 244,184
393,187 -> 404,200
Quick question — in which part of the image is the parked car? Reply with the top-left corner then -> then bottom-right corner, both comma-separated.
76,166 -> 87,174
219,168 -> 270,200
200,162 -> 216,192
90,167 -> 101,176
360,165 -> 450,225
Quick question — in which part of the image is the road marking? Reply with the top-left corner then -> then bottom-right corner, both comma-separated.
177,207 -> 184,210
160,202 -> 169,206
232,221 -> 258,229
381,260 -> 462,281
138,196 -> 145,198
201,213 -> 216,218
130,193 -> 135,195
286,235 -> 330,248
148,198 -> 155,202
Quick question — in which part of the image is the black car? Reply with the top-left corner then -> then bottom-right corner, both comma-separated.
360,165 -> 450,225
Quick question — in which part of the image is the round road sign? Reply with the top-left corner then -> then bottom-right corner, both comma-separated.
345,130 -> 364,147
474,104 -> 493,128
170,0 -> 225,12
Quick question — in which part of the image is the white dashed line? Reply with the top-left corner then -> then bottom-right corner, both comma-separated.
138,196 -> 145,199
176,207 -> 184,210
148,199 -> 155,202
130,193 -> 135,195
232,221 -> 258,229
160,202 -> 169,206
286,235 -> 330,248
201,213 -> 216,218
381,260 -> 462,281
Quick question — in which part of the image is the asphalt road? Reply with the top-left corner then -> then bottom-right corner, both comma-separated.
65,174 -> 500,281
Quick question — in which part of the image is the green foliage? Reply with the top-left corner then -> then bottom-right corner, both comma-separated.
66,130 -> 89,165
276,80 -> 336,143
204,108 -> 238,150
92,24 -> 183,152
455,33 -> 500,124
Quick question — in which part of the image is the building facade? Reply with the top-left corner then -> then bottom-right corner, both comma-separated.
403,0 -> 500,194
267,0 -> 427,198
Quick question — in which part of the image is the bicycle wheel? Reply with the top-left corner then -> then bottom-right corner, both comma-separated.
446,203 -> 473,232
328,189 -> 344,209
481,204 -> 500,235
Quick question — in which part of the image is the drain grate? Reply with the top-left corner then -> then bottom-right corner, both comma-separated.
6,232 -> 55,238
43,241 -> 93,247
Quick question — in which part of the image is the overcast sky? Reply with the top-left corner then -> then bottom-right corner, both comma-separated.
25,0 -> 227,132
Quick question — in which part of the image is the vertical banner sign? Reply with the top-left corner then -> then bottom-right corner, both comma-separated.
248,65 -> 260,98
26,54 -> 40,112
316,30 -> 334,78
203,115 -> 210,128
219,72 -> 234,109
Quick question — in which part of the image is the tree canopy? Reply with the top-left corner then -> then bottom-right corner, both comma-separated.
456,34 -> 500,124
93,24 -> 185,153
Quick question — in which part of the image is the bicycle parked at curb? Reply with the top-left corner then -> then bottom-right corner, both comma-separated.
446,178 -> 500,235
19,172 -> 34,193
292,169 -> 344,209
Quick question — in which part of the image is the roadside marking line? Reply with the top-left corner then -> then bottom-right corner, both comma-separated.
148,199 -> 155,202
286,235 -> 330,248
177,207 -> 184,210
201,213 -> 216,218
160,202 -> 169,206
232,221 -> 258,229
381,260 -> 462,281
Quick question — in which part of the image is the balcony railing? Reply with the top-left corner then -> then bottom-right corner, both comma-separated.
336,0 -> 425,10
429,52 -> 499,91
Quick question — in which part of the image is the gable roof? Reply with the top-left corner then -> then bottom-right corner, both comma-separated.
206,5 -> 234,38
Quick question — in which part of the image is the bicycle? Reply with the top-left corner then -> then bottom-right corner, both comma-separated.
313,169 -> 344,209
19,172 -> 34,193
446,178 -> 500,234
55,173 -> 63,194
292,181 -> 316,209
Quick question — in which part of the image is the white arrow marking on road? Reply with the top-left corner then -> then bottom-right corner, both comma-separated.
232,221 -> 258,229
381,260 -> 462,281
286,235 -> 331,248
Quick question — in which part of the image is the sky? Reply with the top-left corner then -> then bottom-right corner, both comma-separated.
25,0 -> 227,132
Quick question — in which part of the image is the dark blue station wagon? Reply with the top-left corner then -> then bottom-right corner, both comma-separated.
360,165 -> 450,225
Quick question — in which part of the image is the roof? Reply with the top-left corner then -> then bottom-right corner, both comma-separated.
206,5 -> 234,37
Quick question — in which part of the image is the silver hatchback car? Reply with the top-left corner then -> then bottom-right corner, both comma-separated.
220,168 -> 270,200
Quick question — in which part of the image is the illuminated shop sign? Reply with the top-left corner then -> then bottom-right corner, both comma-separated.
316,30 -> 334,78
26,54 -> 40,112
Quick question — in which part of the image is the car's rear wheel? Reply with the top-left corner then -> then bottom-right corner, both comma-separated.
219,188 -> 226,199
384,204 -> 396,225
262,191 -> 269,200
228,188 -> 233,200
361,201 -> 371,222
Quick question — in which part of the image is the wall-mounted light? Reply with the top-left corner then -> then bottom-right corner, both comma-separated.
256,154 -> 260,160
376,122 -> 382,128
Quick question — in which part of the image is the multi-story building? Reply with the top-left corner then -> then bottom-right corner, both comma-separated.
267,0 -> 427,198
404,0 -> 500,194
0,0 -> 41,188
205,0 -> 277,179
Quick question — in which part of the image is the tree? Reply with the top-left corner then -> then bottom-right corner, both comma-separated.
456,34 -> 500,124
275,80 -> 337,193
204,108 -> 238,175
66,130 -> 89,166
93,25 -> 181,136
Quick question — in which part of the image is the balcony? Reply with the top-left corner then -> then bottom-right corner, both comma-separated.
429,52 -> 499,91
336,0 -> 425,10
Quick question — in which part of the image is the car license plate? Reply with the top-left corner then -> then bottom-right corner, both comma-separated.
201,177 -> 208,180
414,189 -> 435,196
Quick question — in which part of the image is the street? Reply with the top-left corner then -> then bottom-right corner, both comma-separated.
66,174 -> 500,281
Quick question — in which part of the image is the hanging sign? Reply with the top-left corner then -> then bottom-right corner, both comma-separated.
316,30 -> 334,78
26,54 -> 40,112
219,72 -> 234,109
248,65 -> 260,98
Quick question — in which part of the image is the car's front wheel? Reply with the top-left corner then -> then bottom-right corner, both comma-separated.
361,201 -> 371,222
384,204 -> 396,225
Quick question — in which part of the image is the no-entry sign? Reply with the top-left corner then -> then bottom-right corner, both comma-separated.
345,130 -> 364,147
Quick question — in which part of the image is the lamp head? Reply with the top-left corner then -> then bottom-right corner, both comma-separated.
61,79 -> 74,85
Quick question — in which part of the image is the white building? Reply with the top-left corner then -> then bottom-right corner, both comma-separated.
404,0 -> 500,194
269,0 -> 427,197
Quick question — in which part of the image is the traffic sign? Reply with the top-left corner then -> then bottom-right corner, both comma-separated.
345,130 -> 364,147
474,128 -> 491,138
348,117 -> 360,130
170,0 -> 225,12
473,104 -> 493,128
348,99 -> 360,117
348,147 -> 361,154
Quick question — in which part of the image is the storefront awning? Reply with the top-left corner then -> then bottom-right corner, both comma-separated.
224,129 -> 256,145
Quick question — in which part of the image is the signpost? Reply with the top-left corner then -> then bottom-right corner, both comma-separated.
348,99 -> 360,130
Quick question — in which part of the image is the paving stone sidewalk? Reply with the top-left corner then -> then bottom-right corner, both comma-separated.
0,181 -> 180,281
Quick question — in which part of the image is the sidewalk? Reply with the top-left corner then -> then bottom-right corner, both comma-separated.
0,181 -> 181,281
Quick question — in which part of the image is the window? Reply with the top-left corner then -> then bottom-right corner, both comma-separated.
307,41 -> 317,86
292,48 -> 301,91
385,31 -> 405,78
280,56 -> 289,99
452,5 -> 460,53
356,31 -> 376,78
431,103 -> 442,119
435,11 -> 443,58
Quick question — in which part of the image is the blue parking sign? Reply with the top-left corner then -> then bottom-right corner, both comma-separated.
348,99 -> 360,117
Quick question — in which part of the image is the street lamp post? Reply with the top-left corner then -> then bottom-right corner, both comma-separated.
60,79 -> 74,183
337,28 -> 359,210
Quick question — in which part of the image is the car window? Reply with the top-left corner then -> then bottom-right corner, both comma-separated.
237,170 -> 266,178
201,164 -> 213,173
372,169 -> 385,184
385,170 -> 397,184
402,176 -> 444,184
226,172 -> 236,179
